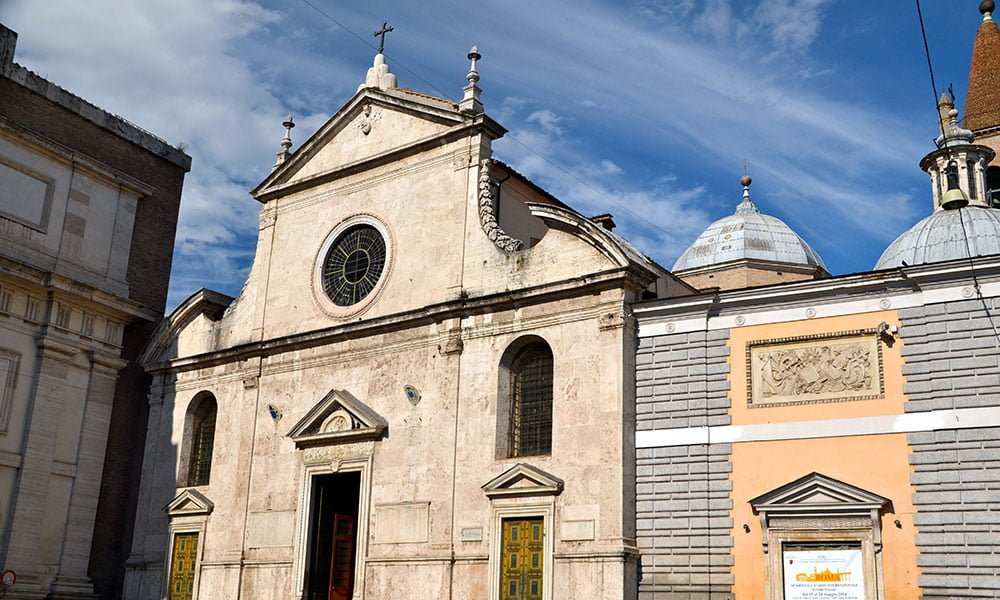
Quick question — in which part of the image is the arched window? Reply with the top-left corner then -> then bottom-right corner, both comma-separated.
987,166 -> 1000,207
186,393 -> 217,486
502,340 -> 553,457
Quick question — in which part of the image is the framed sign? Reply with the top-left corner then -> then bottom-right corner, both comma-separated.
783,547 -> 864,600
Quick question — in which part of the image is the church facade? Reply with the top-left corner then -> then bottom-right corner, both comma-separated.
125,51 -> 690,600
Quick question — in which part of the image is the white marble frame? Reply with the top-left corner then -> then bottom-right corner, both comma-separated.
310,213 -> 395,319
0,154 -> 55,232
487,498 -> 556,600
162,517 -> 208,600
292,453 -> 373,599
0,348 -> 20,433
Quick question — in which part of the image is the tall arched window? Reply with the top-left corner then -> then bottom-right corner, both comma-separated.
987,166 -> 1000,207
506,341 -> 553,457
186,393 -> 217,486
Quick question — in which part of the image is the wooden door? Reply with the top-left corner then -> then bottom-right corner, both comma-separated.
328,514 -> 355,600
500,518 -> 544,600
168,532 -> 199,600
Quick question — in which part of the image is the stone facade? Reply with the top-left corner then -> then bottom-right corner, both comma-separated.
126,55 -> 690,600
899,299 -> 1000,597
0,25 -> 190,599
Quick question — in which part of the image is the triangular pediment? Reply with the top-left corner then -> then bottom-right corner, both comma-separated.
164,488 -> 214,517
253,87 -> 490,200
287,389 -> 387,448
750,472 -> 889,514
482,463 -> 564,499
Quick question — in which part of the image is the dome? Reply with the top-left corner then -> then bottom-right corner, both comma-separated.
875,206 -> 1000,269
672,183 -> 826,272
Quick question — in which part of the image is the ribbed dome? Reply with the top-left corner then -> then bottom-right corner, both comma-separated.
672,185 -> 826,272
875,206 -> 1000,269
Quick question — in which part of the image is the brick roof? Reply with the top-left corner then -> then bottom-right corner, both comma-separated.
965,17 -> 1000,132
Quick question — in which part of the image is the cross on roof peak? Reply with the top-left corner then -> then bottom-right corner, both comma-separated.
374,21 -> 393,54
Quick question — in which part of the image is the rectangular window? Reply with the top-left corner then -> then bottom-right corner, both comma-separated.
168,532 -> 199,600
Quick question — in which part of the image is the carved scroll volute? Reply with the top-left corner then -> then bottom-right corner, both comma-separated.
478,159 -> 524,253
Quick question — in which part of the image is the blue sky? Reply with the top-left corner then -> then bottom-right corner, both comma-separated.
2,1 -> 989,309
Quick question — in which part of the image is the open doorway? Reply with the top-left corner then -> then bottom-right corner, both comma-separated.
306,471 -> 361,600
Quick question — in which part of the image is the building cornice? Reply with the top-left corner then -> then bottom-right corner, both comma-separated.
144,267 -> 643,374
635,255 -> 1000,334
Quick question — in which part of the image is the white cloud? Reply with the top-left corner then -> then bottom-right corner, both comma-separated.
2,0 -> 943,304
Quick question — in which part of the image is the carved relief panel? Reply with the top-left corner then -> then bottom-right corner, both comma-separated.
747,330 -> 884,408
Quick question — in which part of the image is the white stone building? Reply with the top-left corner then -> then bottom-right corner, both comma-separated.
125,51 -> 691,600
0,24 -> 190,599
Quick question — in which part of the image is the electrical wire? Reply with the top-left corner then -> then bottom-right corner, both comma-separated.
295,0 -> 694,250
915,0 -> 1000,349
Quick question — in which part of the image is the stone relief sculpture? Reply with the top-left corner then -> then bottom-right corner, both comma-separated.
478,159 -> 524,253
749,333 -> 883,407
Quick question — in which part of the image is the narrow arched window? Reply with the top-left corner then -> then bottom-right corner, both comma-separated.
187,394 -> 217,486
967,160 -> 979,200
987,166 -> 1000,207
509,343 -> 553,457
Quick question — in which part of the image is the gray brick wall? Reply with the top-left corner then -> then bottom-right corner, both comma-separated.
636,330 -> 731,431
636,330 -> 734,598
908,427 -> 1000,598
899,300 -> 1000,413
636,444 -> 735,599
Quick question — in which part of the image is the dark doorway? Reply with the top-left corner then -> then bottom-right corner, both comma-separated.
306,471 -> 361,600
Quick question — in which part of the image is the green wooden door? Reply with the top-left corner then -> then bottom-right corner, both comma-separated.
500,518 -> 544,600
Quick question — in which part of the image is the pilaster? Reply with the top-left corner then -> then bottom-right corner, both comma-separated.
2,337 -> 80,593
49,352 -> 126,596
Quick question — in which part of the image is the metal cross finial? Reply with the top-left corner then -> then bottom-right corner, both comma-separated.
374,21 -> 394,54
742,159 -> 751,177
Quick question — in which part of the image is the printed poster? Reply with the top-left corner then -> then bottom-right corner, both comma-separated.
783,548 -> 865,600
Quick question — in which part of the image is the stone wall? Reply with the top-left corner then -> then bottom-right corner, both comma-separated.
635,330 -> 734,598
900,299 -> 1000,598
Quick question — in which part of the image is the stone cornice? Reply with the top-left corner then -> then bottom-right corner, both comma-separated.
145,268 -> 642,374
635,254 -> 1000,323
252,119 -> 498,202
0,255 -> 157,321
0,117 -> 157,197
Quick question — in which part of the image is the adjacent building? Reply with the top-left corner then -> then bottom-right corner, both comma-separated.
0,24 -> 190,599
634,3 -> 1000,598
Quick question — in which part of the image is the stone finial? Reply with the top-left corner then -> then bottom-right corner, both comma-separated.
982,0 -> 995,21
460,46 -> 484,115
358,53 -> 398,92
736,173 -> 758,215
272,115 -> 295,171
935,93 -> 975,148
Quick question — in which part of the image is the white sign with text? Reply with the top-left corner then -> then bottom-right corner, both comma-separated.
783,548 -> 864,600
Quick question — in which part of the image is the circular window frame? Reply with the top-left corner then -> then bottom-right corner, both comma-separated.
312,214 -> 394,318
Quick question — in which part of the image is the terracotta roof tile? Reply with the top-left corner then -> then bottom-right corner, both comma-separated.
965,18 -> 1000,131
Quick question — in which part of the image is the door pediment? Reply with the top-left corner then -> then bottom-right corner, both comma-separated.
287,389 -> 387,448
749,471 -> 890,515
482,463 -> 564,499
165,488 -> 214,517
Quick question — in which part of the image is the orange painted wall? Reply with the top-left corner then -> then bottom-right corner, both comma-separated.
730,436 -> 921,599
725,311 -> 921,598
